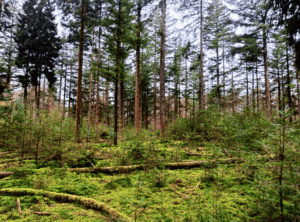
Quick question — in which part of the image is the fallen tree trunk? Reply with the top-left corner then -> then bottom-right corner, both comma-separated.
186,152 -> 213,156
69,154 -> 275,174
34,212 -> 52,216
0,158 -> 36,164
0,172 -> 14,178
0,188 -> 131,221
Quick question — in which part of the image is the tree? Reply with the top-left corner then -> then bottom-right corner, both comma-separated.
103,0 -> 135,145
160,0 -> 166,135
204,0 -> 230,108
268,0 -> 300,45
15,0 -> 61,111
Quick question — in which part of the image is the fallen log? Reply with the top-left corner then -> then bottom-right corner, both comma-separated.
0,188 -> 131,221
34,212 -> 52,216
69,154 -> 275,174
0,158 -> 35,164
186,152 -> 214,156
0,172 -> 15,179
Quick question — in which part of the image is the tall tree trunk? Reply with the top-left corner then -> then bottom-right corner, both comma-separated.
160,0 -> 166,135
174,56 -> 178,120
119,71 -> 124,134
75,0 -> 86,142
145,89 -> 148,129
114,0 -> 122,145
246,63 -> 249,107
263,27 -> 271,117
185,58 -> 188,118
222,40 -> 226,110
277,68 -> 282,112
296,41 -> 300,118
231,68 -> 235,113
96,49 -> 100,133
87,45 -> 94,142
297,66 -> 300,119
63,69 -> 67,118
199,0 -> 204,109
153,27 -> 157,132
216,45 -> 220,107
135,1 -> 141,134
106,79 -> 110,126
7,51 -> 11,90
96,4 -> 102,135
256,61 -> 259,112
59,63 -> 63,111
68,64 -> 72,118
286,45 -> 293,121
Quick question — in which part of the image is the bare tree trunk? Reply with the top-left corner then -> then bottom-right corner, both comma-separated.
296,41 -> 300,118
286,45 -> 293,121
75,0 -> 86,142
58,65 -> 63,111
256,61 -> 259,112
277,68 -> 282,112
106,79 -> 110,126
87,46 -> 94,142
231,68 -> 235,113
114,0 -> 122,145
68,64 -> 72,118
222,40 -> 226,110
246,63 -> 249,107
160,0 -> 166,135
216,46 -> 220,107
263,28 -> 271,117
135,1 -> 141,134
199,0 -> 204,109
119,72 -> 124,134
63,68 -> 67,118
96,4 -> 102,135
153,27 -> 157,132
297,66 -> 300,119
96,50 -> 100,134
185,58 -> 188,118
174,58 -> 178,120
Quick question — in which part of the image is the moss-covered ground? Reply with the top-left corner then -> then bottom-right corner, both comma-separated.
0,136 -> 298,221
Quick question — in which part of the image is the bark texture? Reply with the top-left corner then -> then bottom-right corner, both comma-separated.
75,0 -> 86,142
160,0 -> 166,135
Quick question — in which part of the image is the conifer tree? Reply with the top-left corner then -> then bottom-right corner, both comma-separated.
103,0 -> 134,145
204,0 -> 230,108
15,0 -> 61,111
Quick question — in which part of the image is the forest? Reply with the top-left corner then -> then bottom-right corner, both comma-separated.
0,0 -> 300,221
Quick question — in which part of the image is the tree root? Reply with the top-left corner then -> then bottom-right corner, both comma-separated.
0,188 -> 131,221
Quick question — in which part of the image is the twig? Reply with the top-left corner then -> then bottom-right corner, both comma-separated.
167,186 -> 190,200
17,198 -> 22,215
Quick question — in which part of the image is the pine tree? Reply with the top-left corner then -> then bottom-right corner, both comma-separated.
15,0 -> 61,110
204,0 -> 230,108
103,0 -> 135,145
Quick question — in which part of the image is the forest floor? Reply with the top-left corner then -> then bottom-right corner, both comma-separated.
0,137 -> 284,221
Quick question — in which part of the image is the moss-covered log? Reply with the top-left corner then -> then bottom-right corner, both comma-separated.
0,188 -> 131,221
0,172 -> 14,178
69,154 -> 275,174
186,152 -> 213,156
